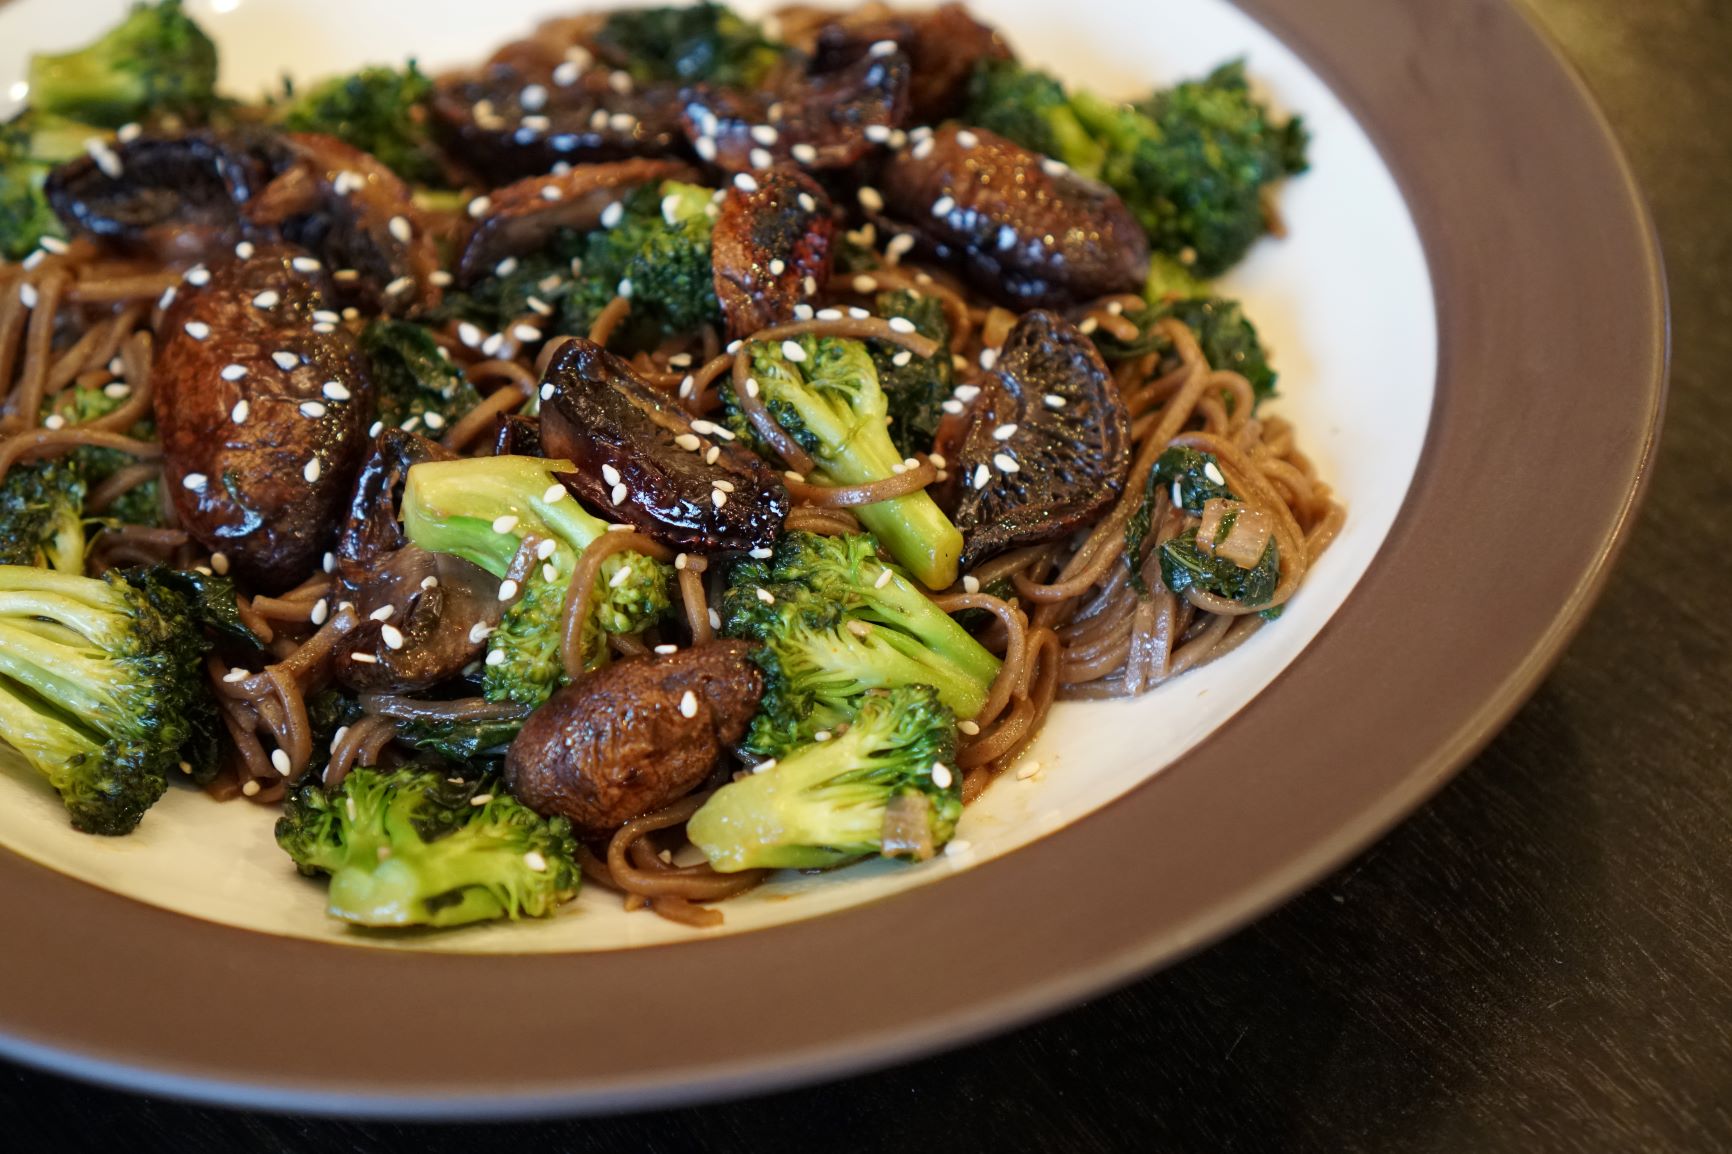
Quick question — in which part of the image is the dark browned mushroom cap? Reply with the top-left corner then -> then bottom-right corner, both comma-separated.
946,311 -> 1131,567
710,168 -> 837,339
539,337 -> 788,553
43,129 -> 289,262
678,48 -> 909,174
244,133 -> 443,317
457,157 -> 696,283
431,52 -> 685,183
154,247 -> 374,592
811,3 -> 1010,123
876,124 -> 1150,309
504,640 -> 763,837
330,430 -> 500,692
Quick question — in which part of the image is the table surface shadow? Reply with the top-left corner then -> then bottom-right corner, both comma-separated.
5,0 -> 1731,1150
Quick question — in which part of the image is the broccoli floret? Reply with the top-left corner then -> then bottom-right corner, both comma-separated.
439,181 -> 718,350
26,0 -> 219,126
277,63 -> 444,187
0,111 -> 102,259
966,58 -> 1106,179
966,59 -> 1307,276
730,335 -> 963,589
399,455 -> 672,708
0,459 -> 87,571
0,566 -> 215,833
722,531 -> 998,758
42,377 -> 163,528
871,290 -> 952,458
1096,297 -> 1278,404
594,2 -> 785,88
360,320 -> 482,435
688,685 -> 962,871
275,766 -> 581,928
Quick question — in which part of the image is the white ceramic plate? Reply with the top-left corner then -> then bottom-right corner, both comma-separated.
0,0 -> 1435,953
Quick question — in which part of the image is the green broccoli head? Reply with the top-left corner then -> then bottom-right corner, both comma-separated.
966,58 -> 1107,178
967,58 -> 1307,276
0,566 -> 216,833
721,531 -> 999,758
275,766 -> 581,928
42,376 -> 164,528
734,334 -> 962,589
594,2 -> 785,88
0,459 -> 87,572
26,0 -> 220,126
0,111 -> 99,260
688,685 -> 962,872
278,62 -> 444,186
871,290 -> 953,458
360,320 -> 482,435
399,455 -> 672,708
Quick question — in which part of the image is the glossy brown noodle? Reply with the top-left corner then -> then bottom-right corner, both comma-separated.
0,235 -> 1339,930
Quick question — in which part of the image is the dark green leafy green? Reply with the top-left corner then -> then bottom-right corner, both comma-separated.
871,290 -> 952,458
594,2 -> 785,88
361,320 -> 482,433
278,63 -> 444,186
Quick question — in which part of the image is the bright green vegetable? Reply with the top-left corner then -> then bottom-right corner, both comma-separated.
360,320 -> 482,434
277,63 -> 444,186
43,377 -> 163,527
730,335 -> 963,589
0,566 -> 217,833
26,0 -> 219,126
399,455 -> 672,708
0,459 -> 87,572
688,685 -> 962,871
275,766 -> 581,928
721,531 -> 998,759
594,2 -> 785,88
0,112 -> 101,260
967,58 -> 1308,276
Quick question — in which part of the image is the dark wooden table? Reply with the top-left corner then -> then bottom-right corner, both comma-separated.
7,0 -> 1729,1148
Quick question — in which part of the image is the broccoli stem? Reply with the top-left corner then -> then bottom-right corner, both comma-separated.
400,455 -> 611,578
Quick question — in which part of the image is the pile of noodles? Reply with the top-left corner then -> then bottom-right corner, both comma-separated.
0,236 -> 1341,928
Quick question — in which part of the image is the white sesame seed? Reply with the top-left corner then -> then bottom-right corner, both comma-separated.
380,624 -> 405,650
103,382 -> 130,400
485,648 -> 506,666
942,399 -> 964,415
913,137 -> 935,161
519,83 -> 548,112
304,458 -> 322,482
542,482 -> 569,505
468,622 -> 493,644
712,479 -> 736,493
781,340 -> 807,363
271,749 -> 292,775
1203,461 -> 1227,486
535,538 -> 558,562
980,348 -> 999,371
299,401 -> 327,418
704,446 -> 721,464
744,376 -> 760,398
220,363 -> 247,381
892,350 -> 913,367
993,423 -> 1019,441
994,452 -> 1020,474
252,290 -> 279,309
309,598 -> 329,626
385,276 -> 415,297
790,142 -> 818,165
654,643 -> 679,655
755,587 -> 775,605
802,275 -> 818,296
847,619 -> 873,638
184,320 -> 210,340
116,122 -> 142,144
960,719 -> 982,736
495,256 -> 518,277
369,421 -> 384,437
491,514 -> 519,535
874,568 -> 893,589
470,794 -> 494,807
182,473 -> 208,492
674,433 -> 702,451
482,332 -> 506,357
430,269 -> 453,286
864,124 -> 892,144
869,38 -> 899,57
972,463 -> 990,489
931,761 -> 953,788
617,277 -> 634,299
712,489 -> 729,509
498,579 -> 519,602
540,382 -> 555,401
611,482 -> 628,505
695,136 -> 718,162
931,195 -> 956,218
733,173 -> 759,193
678,375 -> 696,399
41,414 -> 65,430
767,257 -> 787,277
888,316 -> 917,334
886,233 -> 916,262
242,780 -> 261,797
184,266 -> 210,286
334,269 -> 360,282
468,196 -> 492,218
708,608 -> 722,630
324,552 -> 337,574
674,690 -> 700,719
601,463 -> 622,487
813,730 -> 832,743
87,138 -> 122,178
955,383 -> 981,402
857,186 -> 884,213
599,201 -> 624,229
223,668 -> 251,683
1044,393 -> 1067,409
293,256 -> 322,273
608,565 -> 633,589
1078,317 -> 1099,335
524,850 -> 548,873
749,147 -> 773,169
956,129 -> 979,150
607,524 -> 634,533
388,215 -> 413,244
752,758 -> 779,775
513,323 -> 542,343
322,381 -> 351,402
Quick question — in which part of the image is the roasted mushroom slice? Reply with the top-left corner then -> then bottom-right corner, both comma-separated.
538,337 -> 788,552
505,640 -> 764,837
245,133 -> 442,316
678,49 -> 909,173
876,124 -> 1149,309
457,157 -> 695,283
430,56 -> 684,182
332,427 -> 453,581
154,248 -> 374,591
946,311 -> 1130,567
810,3 -> 1010,123
44,129 -> 288,261
710,168 -> 836,339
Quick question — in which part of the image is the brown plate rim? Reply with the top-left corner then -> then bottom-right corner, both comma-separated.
0,0 -> 1668,1118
